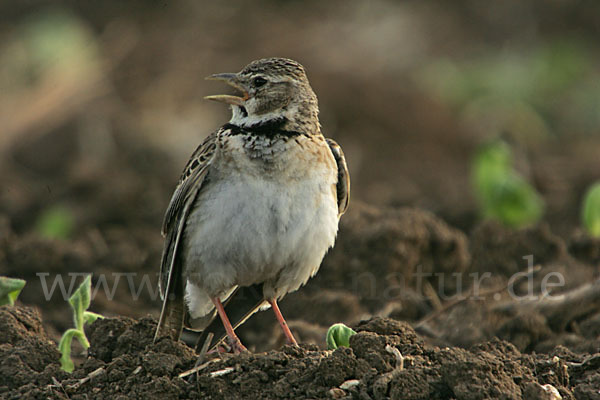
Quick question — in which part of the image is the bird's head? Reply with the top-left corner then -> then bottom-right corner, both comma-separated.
205,58 -> 319,133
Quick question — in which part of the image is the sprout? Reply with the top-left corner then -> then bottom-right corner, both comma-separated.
582,182 -> 600,238
35,205 -> 74,239
0,277 -> 26,306
58,275 -> 103,372
472,140 -> 544,228
326,323 -> 357,350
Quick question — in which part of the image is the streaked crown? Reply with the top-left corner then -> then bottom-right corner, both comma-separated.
240,58 -> 308,81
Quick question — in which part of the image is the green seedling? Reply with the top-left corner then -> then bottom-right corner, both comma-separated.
58,275 -> 103,372
35,205 -> 74,239
0,277 -> 26,306
582,182 -> 600,237
472,140 -> 544,228
326,323 -> 357,350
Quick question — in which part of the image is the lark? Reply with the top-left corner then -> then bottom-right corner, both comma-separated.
154,58 -> 350,353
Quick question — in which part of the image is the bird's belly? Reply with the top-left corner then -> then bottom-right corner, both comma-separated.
183,172 -> 339,298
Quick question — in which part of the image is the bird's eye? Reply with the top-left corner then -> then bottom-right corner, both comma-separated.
253,76 -> 267,87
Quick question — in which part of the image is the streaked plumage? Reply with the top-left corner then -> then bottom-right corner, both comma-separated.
155,58 -> 350,352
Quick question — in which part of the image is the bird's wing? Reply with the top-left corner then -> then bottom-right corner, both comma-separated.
326,138 -> 350,216
154,132 -> 217,341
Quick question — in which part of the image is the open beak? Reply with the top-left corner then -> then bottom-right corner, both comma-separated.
204,73 -> 249,106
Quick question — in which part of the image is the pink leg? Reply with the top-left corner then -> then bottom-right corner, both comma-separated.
268,298 -> 298,346
211,297 -> 247,353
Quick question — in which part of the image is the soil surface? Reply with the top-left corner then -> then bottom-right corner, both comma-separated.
2,90 -> 600,400
2,200 -> 600,398
2,1 -> 600,399
2,308 -> 600,399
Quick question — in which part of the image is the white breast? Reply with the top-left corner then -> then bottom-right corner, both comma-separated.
182,134 -> 339,318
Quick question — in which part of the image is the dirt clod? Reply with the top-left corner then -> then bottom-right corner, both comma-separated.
6,306 -> 599,399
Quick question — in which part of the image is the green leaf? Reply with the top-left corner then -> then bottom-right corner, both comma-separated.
59,328 -> 89,372
326,323 -> 357,350
35,205 -> 74,240
0,277 -> 26,306
83,311 -> 104,325
485,174 -> 544,228
58,329 -> 76,372
58,328 -> 77,372
472,140 -> 544,228
582,182 -> 600,237
68,275 -> 92,331
73,328 -> 90,349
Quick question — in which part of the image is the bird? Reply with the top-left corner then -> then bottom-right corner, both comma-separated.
154,57 -> 350,353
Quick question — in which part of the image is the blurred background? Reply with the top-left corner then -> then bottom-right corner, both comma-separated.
1,0 -> 600,347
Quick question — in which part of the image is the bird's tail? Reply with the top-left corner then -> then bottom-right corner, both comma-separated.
154,267 -> 185,342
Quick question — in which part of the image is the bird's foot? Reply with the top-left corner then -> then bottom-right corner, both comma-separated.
285,335 -> 298,346
228,337 -> 248,354
211,296 -> 248,354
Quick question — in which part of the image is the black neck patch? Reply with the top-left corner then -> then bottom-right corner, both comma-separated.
223,118 -> 305,138
237,105 -> 248,118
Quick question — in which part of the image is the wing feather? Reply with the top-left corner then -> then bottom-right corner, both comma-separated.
154,132 -> 217,341
326,138 -> 350,216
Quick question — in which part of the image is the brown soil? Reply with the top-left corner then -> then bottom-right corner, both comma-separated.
3,309 -> 600,399
3,130 -> 600,397
2,200 -> 600,398
2,1 -> 600,398
2,141 -> 600,397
